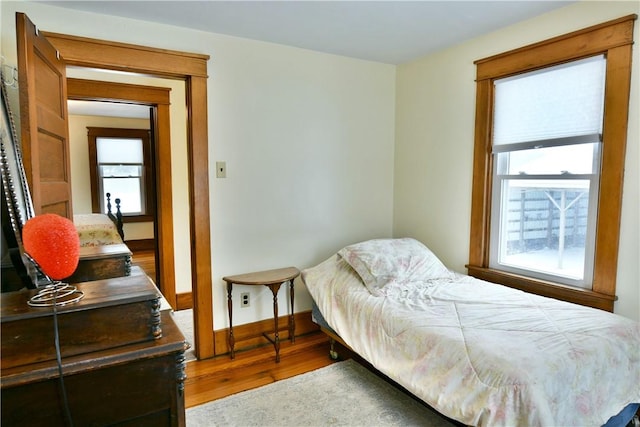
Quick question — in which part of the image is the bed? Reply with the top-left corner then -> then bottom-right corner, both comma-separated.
301,238 -> 640,427
74,214 -> 123,247
67,194 -> 132,283
73,193 -> 125,247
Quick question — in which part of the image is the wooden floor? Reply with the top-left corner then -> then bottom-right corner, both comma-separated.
184,331 -> 344,408
130,249 -> 156,283
130,248 -> 343,409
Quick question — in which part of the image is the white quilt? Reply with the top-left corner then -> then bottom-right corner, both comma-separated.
73,213 -> 123,247
303,248 -> 640,426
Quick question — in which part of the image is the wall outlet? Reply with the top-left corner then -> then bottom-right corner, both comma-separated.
240,292 -> 250,307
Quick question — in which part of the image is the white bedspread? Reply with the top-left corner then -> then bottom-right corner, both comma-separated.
73,214 -> 123,247
303,255 -> 640,426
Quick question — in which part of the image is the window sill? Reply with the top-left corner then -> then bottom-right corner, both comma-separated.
465,265 -> 616,312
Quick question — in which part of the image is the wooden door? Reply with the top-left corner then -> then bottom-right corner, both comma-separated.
16,12 -> 73,219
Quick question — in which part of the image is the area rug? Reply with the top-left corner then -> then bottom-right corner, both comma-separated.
186,359 -> 456,426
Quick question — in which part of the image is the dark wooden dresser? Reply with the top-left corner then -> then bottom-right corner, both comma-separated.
2,244 -> 133,292
64,243 -> 133,283
0,275 -> 187,426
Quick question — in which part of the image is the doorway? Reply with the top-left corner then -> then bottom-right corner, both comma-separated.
41,29 -> 215,359
66,77 -> 177,303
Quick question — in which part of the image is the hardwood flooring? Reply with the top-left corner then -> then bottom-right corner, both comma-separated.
130,249 -> 156,283
184,331 -> 347,408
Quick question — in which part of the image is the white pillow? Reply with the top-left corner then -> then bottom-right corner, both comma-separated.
338,238 -> 453,295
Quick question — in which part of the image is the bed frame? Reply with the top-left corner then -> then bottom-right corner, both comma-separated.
312,302 -> 352,360
105,192 -> 124,241
321,326 -> 349,360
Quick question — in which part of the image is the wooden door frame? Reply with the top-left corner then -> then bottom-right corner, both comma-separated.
42,31 -> 214,359
67,78 -> 176,309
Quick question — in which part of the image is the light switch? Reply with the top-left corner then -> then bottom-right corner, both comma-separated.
216,161 -> 226,178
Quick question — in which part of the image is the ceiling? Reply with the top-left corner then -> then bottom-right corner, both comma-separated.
43,1 -> 575,65
55,0 -> 575,118
67,100 -> 152,119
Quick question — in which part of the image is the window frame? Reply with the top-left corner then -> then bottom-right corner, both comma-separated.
467,15 -> 637,312
87,127 -> 155,223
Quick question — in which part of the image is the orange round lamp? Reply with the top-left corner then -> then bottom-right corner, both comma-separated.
22,213 -> 80,281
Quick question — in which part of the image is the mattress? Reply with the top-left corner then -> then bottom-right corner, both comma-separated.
302,239 -> 640,427
74,214 -> 123,247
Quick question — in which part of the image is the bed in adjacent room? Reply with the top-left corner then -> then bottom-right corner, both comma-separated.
302,238 -> 640,427
67,195 -> 131,282
73,193 -> 125,247
74,213 -> 123,247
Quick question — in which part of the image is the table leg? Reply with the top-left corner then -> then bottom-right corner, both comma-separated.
289,279 -> 295,343
268,283 -> 282,363
226,282 -> 235,359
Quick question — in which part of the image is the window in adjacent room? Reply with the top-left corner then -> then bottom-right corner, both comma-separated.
467,15 -> 636,311
88,127 -> 155,222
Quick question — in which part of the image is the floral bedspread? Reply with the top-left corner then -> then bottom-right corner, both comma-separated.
302,255 -> 640,426
74,214 -> 123,247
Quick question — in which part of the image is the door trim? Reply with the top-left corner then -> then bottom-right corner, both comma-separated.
43,31 -> 215,359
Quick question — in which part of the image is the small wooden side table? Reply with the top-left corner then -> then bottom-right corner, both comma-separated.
222,267 -> 300,363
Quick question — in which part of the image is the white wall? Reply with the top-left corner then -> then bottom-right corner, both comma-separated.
394,0 -> 640,320
68,114 -> 154,241
208,29 -> 396,325
1,1 -> 396,327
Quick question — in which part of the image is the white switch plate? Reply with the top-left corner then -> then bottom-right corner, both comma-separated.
216,161 -> 226,178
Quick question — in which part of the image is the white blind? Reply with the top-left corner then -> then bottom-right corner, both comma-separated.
96,137 -> 143,163
493,55 -> 606,146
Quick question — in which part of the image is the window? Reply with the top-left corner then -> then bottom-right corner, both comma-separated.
468,16 -> 636,311
490,56 -> 605,289
88,127 -> 155,222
